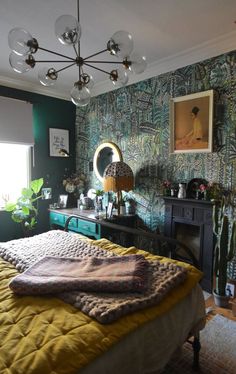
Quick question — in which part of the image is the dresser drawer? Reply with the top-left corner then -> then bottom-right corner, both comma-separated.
78,219 -> 98,236
50,212 -> 65,227
67,217 -> 78,230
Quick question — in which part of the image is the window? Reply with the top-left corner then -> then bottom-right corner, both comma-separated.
0,143 -> 31,209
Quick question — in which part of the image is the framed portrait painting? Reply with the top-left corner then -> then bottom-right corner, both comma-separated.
170,90 -> 214,154
49,128 -> 69,157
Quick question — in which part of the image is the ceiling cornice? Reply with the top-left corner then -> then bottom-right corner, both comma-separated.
1,29 -> 236,101
92,29 -> 236,96
0,75 -> 69,101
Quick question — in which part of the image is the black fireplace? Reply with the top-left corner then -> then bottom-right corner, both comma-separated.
163,197 -> 214,292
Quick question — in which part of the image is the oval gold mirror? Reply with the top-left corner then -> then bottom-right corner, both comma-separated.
93,142 -> 123,182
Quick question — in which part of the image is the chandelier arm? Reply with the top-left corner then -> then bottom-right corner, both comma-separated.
34,60 -> 76,63
83,62 -> 112,76
84,49 -> 109,60
54,62 -> 77,74
38,46 -> 75,61
85,60 -> 125,64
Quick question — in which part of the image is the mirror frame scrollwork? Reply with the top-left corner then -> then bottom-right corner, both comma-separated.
93,142 -> 123,182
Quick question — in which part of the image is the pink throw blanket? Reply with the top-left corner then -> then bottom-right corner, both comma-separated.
9,255 -> 148,295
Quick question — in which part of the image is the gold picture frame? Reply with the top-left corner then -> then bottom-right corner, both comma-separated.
170,90 -> 214,154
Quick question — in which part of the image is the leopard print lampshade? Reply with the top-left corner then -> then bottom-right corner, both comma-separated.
103,161 -> 134,192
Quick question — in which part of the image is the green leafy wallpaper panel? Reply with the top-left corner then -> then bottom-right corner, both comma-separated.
75,50 -> 236,232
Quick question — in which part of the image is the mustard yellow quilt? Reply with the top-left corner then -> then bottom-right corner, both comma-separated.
0,237 -> 203,374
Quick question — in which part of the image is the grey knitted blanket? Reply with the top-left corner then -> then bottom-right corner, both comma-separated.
0,230 -> 187,324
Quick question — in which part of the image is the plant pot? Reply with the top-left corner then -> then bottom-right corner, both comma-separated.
213,290 -> 230,308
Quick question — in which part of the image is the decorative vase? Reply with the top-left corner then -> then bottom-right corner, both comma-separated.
177,183 -> 186,199
195,190 -> 202,200
213,290 -> 230,308
67,193 -> 77,208
164,188 -> 171,196
120,205 -> 126,215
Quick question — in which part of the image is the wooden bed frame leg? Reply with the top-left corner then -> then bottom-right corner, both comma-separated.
192,333 -> 201,370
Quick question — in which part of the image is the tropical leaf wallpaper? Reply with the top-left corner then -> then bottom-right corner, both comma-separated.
75,50 -> 236,232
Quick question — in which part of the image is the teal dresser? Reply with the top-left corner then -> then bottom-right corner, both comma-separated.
49,209 -> 102,239
49,208 -> 137,244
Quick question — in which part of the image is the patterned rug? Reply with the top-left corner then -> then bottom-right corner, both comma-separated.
162,314 -> 236,373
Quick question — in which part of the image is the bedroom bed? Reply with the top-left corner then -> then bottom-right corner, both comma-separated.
0,229 -> 206,374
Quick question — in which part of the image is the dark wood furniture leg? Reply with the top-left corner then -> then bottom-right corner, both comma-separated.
187,332 -> 201,370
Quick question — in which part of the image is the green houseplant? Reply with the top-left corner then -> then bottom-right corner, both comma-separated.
213,198 -> 236,306
5,178 -> 44,236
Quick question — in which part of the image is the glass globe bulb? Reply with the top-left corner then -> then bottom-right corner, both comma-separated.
9,52 -> 32,73
107,30 -> 133,58
86,75 -> 94,89
129,53 -> 147,74
110,69 -> 129,87
38,67 -> 57,86
71,84 -> 91,107
8,28 -> 34,56
55,15 -> 81,45
81,73 -> 94,89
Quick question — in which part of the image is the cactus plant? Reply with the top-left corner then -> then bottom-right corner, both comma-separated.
213,198 -> 236,296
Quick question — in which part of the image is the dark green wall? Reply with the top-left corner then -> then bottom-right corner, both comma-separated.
0,86 -> 76,241
75,50 -> 236,232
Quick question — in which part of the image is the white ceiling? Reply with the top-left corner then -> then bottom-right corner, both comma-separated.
0,0 -> 236,101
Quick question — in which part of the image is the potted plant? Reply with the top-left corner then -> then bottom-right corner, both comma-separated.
5,178 -> 44,236
123,196 -> 136,214
212,198 -> 236,307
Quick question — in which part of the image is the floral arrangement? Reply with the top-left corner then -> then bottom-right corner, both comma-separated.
63,173 -> 88,194
161,180 -> 173,196
194,181 -> 224,200
199,183 -> 207,192
162,180 -> 171,188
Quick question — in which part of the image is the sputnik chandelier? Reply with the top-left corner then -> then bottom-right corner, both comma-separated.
8,0 -> 147,107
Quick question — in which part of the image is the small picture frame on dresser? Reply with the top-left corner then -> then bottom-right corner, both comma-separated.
226,282 -> 235,298
58,194 -> 68,208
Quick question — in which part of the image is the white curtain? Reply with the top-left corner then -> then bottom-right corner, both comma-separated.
0,96 -> 34,145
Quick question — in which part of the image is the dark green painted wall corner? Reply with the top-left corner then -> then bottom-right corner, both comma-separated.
0,86 -> 76,241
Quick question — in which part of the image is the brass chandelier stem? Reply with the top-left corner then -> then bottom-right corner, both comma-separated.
77,0 -> 81,81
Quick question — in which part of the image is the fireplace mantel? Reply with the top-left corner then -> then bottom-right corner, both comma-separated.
163,197 -> 214,292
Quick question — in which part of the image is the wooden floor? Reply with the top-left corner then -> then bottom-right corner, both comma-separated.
205,295 -> 236,321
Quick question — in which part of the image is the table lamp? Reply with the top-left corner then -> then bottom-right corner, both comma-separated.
103,161 -> 134,215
